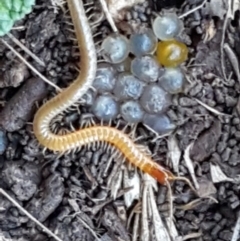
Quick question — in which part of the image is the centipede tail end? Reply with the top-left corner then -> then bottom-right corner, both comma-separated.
141,161 -> 174,185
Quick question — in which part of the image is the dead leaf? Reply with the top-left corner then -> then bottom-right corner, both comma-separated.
204,0 -> 228,20
210,162 -> 234,183
197,177 -> 217,198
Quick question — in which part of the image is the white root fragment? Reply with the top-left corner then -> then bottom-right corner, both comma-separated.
231,211 -> 240,241
132,212 -> 140,241
183,143 -> 199,190
140,174 -> 171,241
111,167 -> 123,199
123,167 -> 140,208
194,98 -> 231,116
141,180 -> 149,241
210,162 -> 234,183
165,217 -> 179,240
168,135 -> 181,174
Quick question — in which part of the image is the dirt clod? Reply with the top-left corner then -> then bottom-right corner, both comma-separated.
25,173 -> 64,222
0,77 -> 46,132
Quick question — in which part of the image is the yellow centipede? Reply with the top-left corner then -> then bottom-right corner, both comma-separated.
33,0 -> 175,185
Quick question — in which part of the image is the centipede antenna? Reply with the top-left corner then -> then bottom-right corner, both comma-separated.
171,176 -> 198,196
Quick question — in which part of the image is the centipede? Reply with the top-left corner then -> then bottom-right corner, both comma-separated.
33,0 -> 176,186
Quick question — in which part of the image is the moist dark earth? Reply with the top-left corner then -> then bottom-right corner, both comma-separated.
0,0 -> 240,240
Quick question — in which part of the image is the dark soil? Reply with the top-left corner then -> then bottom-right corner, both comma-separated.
0,0 -> 240,241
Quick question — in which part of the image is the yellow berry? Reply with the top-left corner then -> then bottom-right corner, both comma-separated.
156,40 -> 188,67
